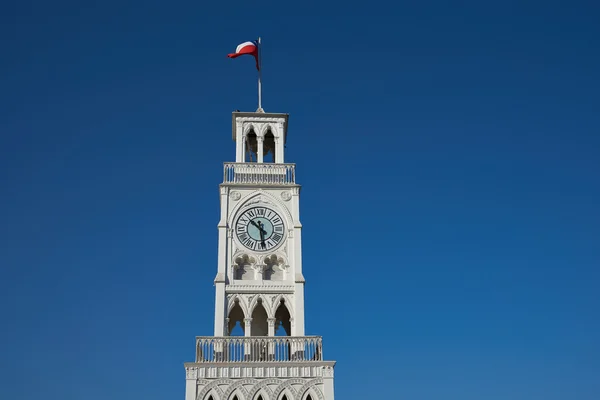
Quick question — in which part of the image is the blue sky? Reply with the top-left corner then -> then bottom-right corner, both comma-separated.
1,1 -> 599,399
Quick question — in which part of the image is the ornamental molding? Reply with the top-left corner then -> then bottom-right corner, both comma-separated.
230,191 -> 241,201
222,378 -> 255,400
226,292 -> 295,319
196,379 -> 228,400
297,378 -> 325,400
188,364 -> 333,381
280,191 -> 292,201
272,378 -> 306,400
237,116 -> 286,124
226,285 -> 294,294
243,194 -> 275,207
247,378 -> 280,400
186,366 -> 198,379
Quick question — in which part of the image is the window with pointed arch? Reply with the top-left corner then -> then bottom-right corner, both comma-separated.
263,127 -> 276,162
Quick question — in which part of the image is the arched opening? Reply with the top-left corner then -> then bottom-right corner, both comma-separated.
256,396 -> 264,400
306,396 -> 313,400
234,254 -> 255,281
228,299 -> 245,336
264,254 -> 284,281
207,396 -> 213,400
251,299 -> 268,336
263,128 -> 276,162
245,129 -> 258,162
274,299 -> 291,336
281,396 -> 288,400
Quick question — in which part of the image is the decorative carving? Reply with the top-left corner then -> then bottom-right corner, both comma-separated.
221,378 -> 256,400
288,229 -> 294,238
230,191 -> 241,201
195,379 -> 228,400
243,194 -> 274,207
281,191 -> 292,201
272,378 -> 306,400
185,366 -> 197,379
220,186 -> 228,195
267,317 -> 276,327
322,366 -> 334,377
247,378 -> 280,400
225,285 -> 294,294
297,378 -> 325,400
291,186 -> 300,195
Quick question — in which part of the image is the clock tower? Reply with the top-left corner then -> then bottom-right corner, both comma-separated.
184,110 -> 336,400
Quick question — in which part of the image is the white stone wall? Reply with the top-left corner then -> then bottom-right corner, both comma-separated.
185,364 -> 334,400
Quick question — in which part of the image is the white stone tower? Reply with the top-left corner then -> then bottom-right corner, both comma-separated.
184,111 -> 336,400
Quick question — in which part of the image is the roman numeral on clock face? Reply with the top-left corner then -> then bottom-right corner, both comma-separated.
235,206 -> 286,252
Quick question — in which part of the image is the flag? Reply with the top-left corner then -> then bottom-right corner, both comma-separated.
227,40 -> 260,70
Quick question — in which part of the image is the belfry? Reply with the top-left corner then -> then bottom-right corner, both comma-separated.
183,110 -> 336,400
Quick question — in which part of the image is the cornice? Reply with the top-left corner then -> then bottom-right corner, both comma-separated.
226,284 -> 295,294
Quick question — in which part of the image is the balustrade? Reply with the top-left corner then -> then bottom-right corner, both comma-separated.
223,163 -> 296,185
195,336 -> 322,363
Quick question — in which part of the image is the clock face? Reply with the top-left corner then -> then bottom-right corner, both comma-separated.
235,206 -> 285,252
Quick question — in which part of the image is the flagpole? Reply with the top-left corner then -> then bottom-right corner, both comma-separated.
257,37 -> 263,112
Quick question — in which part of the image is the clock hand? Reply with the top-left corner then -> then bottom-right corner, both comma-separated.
259,229 -> 266,248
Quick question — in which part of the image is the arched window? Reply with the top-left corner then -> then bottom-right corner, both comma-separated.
274,300 -> 291,336
251,299 -> 268,336
245,129 -> 258,162
263,128 -> 276,162
228,299 -> 245,336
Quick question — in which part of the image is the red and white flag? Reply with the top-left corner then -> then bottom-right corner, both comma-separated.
227,40 -> 260,70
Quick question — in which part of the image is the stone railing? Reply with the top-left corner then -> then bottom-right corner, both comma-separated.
195,336 -> 322,363
223,163 -> 296,185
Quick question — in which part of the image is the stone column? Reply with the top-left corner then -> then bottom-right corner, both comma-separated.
185,367 -> 198,400
267,318 -> 276,336
322,366 -> 335,400
257,135 -> 264,163
244,318 -> 252,337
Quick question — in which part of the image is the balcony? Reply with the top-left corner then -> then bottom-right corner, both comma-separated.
223,163 -> 296,186
195,336 -> 322,363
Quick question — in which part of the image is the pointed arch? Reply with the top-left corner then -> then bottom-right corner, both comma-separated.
274,298 -> 292,336
271,294 -> 293,318
196,380 -> 227,400
227,295 -> 249,319
248,294 -> 272,318
253,390 -> 268,400
278,388 -> 295,400
244,128 -> 258,162
202,388 -> 221,400
247,378 -> 280,400
227,298 -> 246,336
251,299 -> 268,336
272,378 -> 304,400
297,379 -> 324,400
263,126 -> 276,163
222,378 -> 256,400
